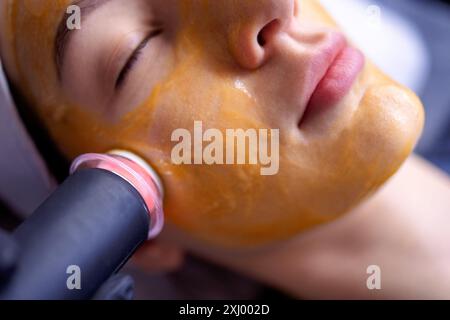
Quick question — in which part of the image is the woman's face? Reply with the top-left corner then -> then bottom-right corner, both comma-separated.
1,0 -> 423,246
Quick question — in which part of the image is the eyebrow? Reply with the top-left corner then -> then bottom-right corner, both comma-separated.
55,0 -> 112,79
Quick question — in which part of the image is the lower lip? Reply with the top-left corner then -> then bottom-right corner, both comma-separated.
306,46 -> 365,115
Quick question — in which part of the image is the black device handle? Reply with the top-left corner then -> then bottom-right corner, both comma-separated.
0,168 -> 150,300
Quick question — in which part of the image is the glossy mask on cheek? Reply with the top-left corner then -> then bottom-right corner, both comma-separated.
6,0 -> 424,247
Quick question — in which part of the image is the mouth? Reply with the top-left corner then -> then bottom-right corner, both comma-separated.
299,34 -> 365,126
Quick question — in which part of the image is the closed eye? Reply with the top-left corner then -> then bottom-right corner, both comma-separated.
115,28 -> 163,89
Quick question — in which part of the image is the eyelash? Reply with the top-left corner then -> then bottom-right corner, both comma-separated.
115,28 -> 163,89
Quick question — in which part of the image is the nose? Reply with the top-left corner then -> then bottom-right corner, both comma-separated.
226,0 -> 297,70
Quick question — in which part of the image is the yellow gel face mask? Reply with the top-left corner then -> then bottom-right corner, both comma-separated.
2,0 -> 423,247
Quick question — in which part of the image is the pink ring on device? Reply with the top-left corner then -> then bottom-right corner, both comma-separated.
70,152 -> 164,239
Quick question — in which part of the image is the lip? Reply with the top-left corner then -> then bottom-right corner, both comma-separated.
299,35 -> 365,125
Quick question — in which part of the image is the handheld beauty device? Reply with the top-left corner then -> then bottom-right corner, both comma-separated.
0,151 -> 164,300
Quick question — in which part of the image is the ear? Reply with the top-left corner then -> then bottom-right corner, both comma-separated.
131,239 -> 185,273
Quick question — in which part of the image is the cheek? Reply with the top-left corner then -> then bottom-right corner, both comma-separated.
117,69 -> 280,244
118,79 -> 321,246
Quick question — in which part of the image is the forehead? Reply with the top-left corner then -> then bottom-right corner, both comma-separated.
0,1 -> 73,107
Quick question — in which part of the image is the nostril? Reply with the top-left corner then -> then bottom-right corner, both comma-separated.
257,31 -> 267,47
257,19 -> 281,47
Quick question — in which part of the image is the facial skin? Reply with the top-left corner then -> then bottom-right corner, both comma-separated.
0,0 -> 424,247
